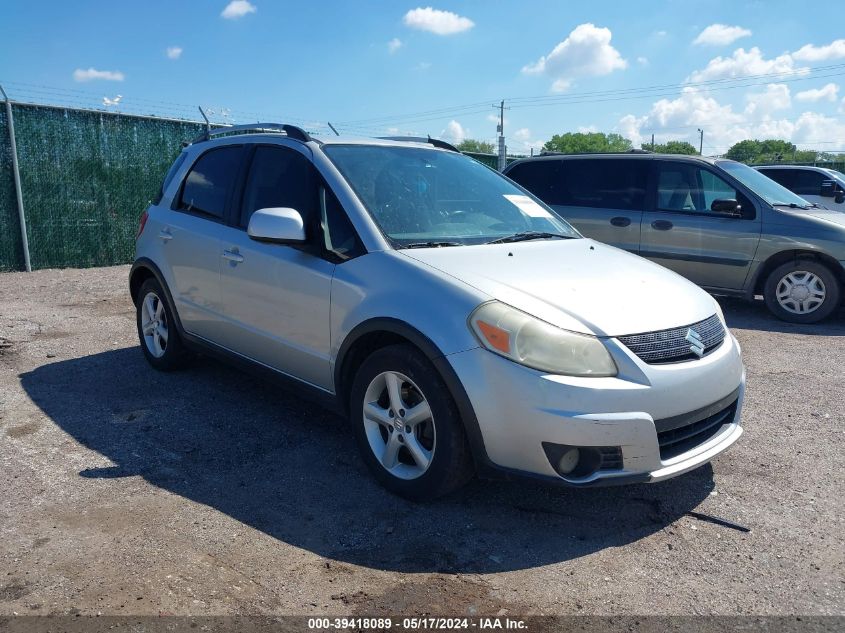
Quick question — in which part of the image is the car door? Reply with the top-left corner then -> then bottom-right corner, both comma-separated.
640,160 -> 762,291
215,143 -> 336,390
163,144 -> 245,342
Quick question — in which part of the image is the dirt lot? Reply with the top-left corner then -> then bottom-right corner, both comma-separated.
0,265 -> 843,617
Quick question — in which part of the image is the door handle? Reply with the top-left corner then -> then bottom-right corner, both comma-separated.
222,249 -> 244,264
651,220 -> 673,231
610,216 -> 631,227
158,229 -> 173,241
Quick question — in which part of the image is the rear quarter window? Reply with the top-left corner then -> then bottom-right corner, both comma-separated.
177,146 -> 244,219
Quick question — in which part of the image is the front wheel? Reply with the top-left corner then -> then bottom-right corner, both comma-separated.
763,260 -> 841,323
350,344 -> 474,500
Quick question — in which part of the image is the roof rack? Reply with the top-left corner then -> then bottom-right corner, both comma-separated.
190,123 -> 313,145
377,135 -> 459,153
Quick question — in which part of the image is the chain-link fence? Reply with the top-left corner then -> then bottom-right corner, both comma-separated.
0,103 -> 206,271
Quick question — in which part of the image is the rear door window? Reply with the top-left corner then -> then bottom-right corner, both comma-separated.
791,169 -> 825,195
560,159 -> 647,211
178,146 -> 243,219
758,169 -> 795,189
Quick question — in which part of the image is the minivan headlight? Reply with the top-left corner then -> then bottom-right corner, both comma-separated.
469,301 -> 617,377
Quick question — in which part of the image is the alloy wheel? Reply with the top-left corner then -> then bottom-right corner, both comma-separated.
362,371 -> 436,480
140,291 -> 169,358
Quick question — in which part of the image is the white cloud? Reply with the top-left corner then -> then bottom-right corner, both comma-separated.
387,38 -> 402,54
693,24 -> 752,46
166,46 -> 183,60
744,83 -> 791,116
637,56 -> 649,66
655,30 -> 667,37
221,1 -> 256,20
513,128 -> 531,142
415,61 -> 432,71
522,23 -> 627,91
73,68 -> 124,82
795,83 -> 839,102
403,7 -> 474,35
792,39 -> 845,62
618,86 -> 845,154
687,47 -> 803,83
441,120 -> 467,144
840,97 -> 845,115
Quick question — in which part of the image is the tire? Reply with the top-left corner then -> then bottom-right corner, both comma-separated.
135,278 -> 188,370
763,259 -> 841,324
350,344 -> 474,500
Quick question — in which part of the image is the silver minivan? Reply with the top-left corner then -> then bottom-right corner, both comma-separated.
130,126 -> 745,499
505,153 -> 845,323
755,165 -> 845,213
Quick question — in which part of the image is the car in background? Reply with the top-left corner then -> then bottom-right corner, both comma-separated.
504,152 -> 845,323
130,126 -> 745,499
755,165 -> 845,213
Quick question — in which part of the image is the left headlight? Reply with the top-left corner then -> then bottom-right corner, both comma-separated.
468,301 -> 617,377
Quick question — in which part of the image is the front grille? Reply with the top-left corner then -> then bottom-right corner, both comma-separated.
618,314 -> 725,364
655,394 -> 739,461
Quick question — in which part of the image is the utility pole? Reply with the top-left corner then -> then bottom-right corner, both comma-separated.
493,100 -> 509,171
651,133 -> 655,151
697,128 -> 704,155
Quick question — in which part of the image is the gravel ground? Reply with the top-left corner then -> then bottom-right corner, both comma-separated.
0,265 -> 843,617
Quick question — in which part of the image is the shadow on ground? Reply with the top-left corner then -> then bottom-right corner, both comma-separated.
717,296 -> 845,336
20,347 -> 714,573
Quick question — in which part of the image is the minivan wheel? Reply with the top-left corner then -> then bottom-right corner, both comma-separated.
350,344 -> 474,500
136,278 -> 187,370
764,260 -> 841,323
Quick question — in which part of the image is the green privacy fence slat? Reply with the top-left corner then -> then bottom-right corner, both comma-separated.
0,103 -> 206,271
0,106 -> 24,272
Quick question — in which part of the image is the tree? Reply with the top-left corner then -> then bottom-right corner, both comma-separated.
457,139 -> 495,154
542,132 -> 632,154
725,139 -> 803,163
643,140 -> 698,155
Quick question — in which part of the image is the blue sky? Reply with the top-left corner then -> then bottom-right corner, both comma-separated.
1,1 -> 844,155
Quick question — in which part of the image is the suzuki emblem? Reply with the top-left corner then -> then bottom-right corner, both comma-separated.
686,328 -> 705,358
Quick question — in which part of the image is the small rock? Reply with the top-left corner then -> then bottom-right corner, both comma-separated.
46,353 -> 56,358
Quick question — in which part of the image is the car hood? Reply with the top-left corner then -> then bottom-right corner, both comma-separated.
400,239 -> 718,337
803,208 -> 845,228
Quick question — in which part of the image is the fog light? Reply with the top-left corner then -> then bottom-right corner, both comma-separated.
557,448 -> 580,474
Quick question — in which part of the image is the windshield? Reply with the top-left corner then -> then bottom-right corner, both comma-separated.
324,145 -> 579,247
717,160 -> 811,207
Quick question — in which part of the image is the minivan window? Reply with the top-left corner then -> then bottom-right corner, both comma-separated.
717,160 -> 810,207
656,163 -> 738,213
324,145 -> 578,246
508,158 -> 647,211
240,146 -> 316,228
790,169 -> 825,196
178,146 -> 243,218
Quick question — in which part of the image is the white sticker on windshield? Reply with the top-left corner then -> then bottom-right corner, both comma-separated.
504,194 -> 552,218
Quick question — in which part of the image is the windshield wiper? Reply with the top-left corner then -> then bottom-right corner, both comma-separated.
485,231 -> 573,245
772,202 -> 810,210
404,241 -> 464,249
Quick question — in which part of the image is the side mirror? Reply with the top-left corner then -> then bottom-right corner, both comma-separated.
836,191 -> 845,205
820,180 -> 836,198
247,207 -> 305,243
710,198 -> 741,216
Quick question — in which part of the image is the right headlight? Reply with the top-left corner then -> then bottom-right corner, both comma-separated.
468,301 -> 617,377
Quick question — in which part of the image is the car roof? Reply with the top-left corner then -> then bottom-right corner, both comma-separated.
754,165 -> 824,170
504,152 -> 722,170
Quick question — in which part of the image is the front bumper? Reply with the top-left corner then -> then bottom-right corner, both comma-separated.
446,330 -> 745,486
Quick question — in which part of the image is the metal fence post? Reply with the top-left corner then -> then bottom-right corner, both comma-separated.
1,85 -> 32,272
